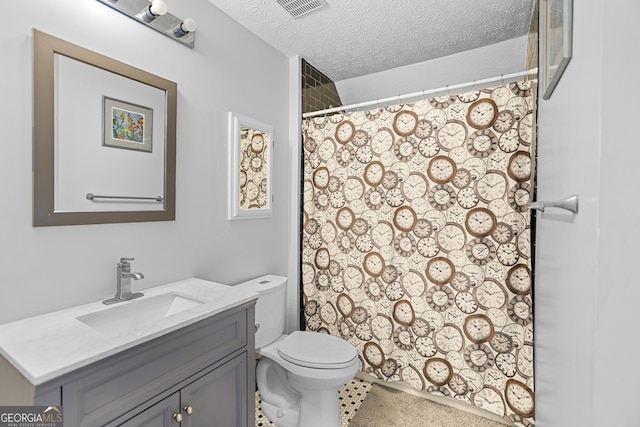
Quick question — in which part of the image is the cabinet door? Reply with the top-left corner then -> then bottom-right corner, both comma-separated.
118,392 -> 180,427
181,353 -> 248,427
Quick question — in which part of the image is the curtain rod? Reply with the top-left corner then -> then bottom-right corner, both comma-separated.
302,68 -> 538,118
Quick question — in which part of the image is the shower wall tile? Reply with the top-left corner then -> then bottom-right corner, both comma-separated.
302,58 -> 342,114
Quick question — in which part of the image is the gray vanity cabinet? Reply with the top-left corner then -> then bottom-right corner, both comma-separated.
6,300 -> 256,427
180,352 -> 248,426
118,352 -> 247,426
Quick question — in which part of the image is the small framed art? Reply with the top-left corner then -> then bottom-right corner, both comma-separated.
103,96 -> 153,152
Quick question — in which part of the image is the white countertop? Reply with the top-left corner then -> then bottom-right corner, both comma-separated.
0,278 -> 257,386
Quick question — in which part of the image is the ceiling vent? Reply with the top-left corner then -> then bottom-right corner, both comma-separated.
277,0 -> 328,19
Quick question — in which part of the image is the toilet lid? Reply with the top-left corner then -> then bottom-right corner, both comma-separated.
277,331 -> 358,369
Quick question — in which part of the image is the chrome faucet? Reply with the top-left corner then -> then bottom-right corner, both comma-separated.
103,257 -> 145,305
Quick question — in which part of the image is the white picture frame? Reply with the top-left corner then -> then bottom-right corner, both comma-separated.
228,112 -> 273,220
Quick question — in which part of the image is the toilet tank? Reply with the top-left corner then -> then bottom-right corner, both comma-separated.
234,275 -> 287,349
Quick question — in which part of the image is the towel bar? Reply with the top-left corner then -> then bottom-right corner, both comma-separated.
86,193 -> 164,202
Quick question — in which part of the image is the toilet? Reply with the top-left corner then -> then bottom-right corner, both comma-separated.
235,275 -> 361,427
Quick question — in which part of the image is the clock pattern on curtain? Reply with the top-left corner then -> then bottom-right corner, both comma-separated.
301,81 -> 536,424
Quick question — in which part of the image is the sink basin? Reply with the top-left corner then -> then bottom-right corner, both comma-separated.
77,292 -> 205,337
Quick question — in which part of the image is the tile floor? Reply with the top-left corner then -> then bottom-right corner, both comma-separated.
255,378 -> 372,426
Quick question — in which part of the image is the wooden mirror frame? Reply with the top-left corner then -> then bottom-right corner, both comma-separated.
33,29 -> 177,226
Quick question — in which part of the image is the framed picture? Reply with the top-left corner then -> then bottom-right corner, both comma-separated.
103,96 -> 153,152
540,0 -> 573,99
228,112 -> 273,220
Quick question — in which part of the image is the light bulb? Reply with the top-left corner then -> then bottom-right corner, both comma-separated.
149,0 -> 168,16
174,17 -> 197,37
141,0 -> 168,22
181,18 -> 197,32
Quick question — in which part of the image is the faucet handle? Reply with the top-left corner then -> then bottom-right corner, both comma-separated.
119,257 -> 135,265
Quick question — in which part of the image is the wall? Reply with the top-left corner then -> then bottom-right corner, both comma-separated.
596,1 -> 640,423
533,0 -> 600,420
334,36 -> 529,106
536,0 -> 640,425
287,56 -> 302,332
0,0 -> 291,325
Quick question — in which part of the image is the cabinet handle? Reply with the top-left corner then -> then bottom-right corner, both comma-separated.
183,405 -> 193,415
173,412 -> 183,423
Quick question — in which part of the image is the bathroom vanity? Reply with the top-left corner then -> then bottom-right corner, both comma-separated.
0,278 -> 257,426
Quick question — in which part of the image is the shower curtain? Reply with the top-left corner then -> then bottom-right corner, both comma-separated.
302,81 -> 536,424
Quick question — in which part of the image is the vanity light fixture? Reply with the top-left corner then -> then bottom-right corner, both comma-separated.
96,0 -> 196,48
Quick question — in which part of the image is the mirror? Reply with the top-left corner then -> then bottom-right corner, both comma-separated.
228,112 -> 273,220
33,30 -> 177,226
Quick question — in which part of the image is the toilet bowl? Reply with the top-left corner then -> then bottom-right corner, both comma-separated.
234,275 -> 361,427
257,331 -> 361,427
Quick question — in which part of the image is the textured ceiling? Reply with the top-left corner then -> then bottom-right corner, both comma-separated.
207,0 -> 535,81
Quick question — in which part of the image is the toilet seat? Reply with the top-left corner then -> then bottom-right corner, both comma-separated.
277,331 -> 359,369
